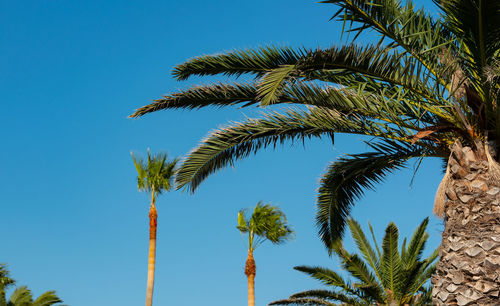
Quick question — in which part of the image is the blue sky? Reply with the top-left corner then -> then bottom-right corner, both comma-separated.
1,0 -> 443,305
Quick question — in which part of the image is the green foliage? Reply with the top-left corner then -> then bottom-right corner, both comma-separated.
237,202 -> 294,251
0,264 -> 65,306
269,219 -> 437,306
131,149 -> 179,200
130,0 -> 500,245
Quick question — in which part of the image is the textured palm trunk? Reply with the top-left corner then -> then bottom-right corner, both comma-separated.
145,203 -> 158,306
245,250 -> 256,306
432,141 -> 500,305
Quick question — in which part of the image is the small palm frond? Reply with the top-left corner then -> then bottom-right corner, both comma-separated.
269,297 -> 336,306
401,217 -> 429,268
293,266 -> 352,290
316,141 -> 431,247
380,223 -> 402,299
32,291 -> 64,306
289,289 -> 360,304
8,286 -> 33,305
346,219 -> 382,285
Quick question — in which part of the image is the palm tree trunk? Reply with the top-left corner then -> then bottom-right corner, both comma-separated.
432,140 -> 500,305
145,203 -> 158,306
245,250 -> 256,306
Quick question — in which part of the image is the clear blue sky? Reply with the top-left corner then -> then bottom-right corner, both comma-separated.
1,0 -> 443,305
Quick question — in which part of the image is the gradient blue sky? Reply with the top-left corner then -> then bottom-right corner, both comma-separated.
1,0 -> 443,305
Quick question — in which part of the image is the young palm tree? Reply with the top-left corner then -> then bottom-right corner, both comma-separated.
130,1 -> 500,303
0,264 -> 65,306
237,202 -> 294,306
270,218 -> 437,306
132,150 -> 178,306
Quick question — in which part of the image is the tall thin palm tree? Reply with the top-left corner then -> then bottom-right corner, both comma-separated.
270,218 -> 437,306
0,264 -> 65,306
130,1 -> 500,303
237,202 -> 294,306
132,150 -> 178,306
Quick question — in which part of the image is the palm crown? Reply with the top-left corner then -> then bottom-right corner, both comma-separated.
270,218 -> 438,306
130,0 -> 500,246
131,150 -> 178,199
237,202 -> 294,252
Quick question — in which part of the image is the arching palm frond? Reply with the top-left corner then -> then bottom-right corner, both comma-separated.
271,219 -> 436,306
175,107 -> 418,192
317,140 -> 436,245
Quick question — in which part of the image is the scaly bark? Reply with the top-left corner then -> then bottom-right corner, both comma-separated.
245,250 -> 256,306
432,141 -> 500,305
145,202 -> 158,306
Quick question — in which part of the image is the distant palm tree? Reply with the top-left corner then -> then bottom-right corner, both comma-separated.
270,218 -> 437,306
237,202 -> 294,306
0,264 -> 65,306
132,150 -> 178,306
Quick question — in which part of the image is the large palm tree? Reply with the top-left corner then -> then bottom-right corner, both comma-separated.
270,218 -> 437,306
130,0 -> 500,303
0,264 -> 65,306
132,150 -> 178,306
237,202 -> 294,306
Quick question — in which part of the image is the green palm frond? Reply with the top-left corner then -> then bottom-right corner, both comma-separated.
289,289 -> 361,304
269,298 -> 336,306
380,223 -> 402,299
172,46 -> 305,81
129,83 -> 259,118
176,107 -> 420,192
9,286 -> 33,305
316,141 -> 433,247
293,266 -> 352,290
32,291 -> 64,306
346,219 -> 382,285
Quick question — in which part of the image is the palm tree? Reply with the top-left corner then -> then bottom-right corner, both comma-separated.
270,218 -> 437,306
132,150 -> 178,306
130,0 -> 500,303
237,202 -> 294,306
0,264 -> 65,306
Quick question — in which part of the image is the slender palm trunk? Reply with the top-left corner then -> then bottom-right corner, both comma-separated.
245,250 -> 256,306
145,202 -> 158,306
432,141 -> 500,305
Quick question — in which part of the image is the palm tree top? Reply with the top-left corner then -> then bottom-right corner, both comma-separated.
131,150 -> 178,195
237,202 -> 294,251
130,0 -> 500,245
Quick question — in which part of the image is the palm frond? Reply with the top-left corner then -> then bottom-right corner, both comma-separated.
346,219 -> 383,286
32,291 -> 64,306
269,298 -> 336,306
172,46 -> 305,80
176,107 -> 416,192
380,223 -> 402,298
316,141 -> 431,247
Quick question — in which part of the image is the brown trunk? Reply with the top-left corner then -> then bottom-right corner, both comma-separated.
145,203 -> 158,306
245,250 -> 256,306
432,141 -> 500,305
